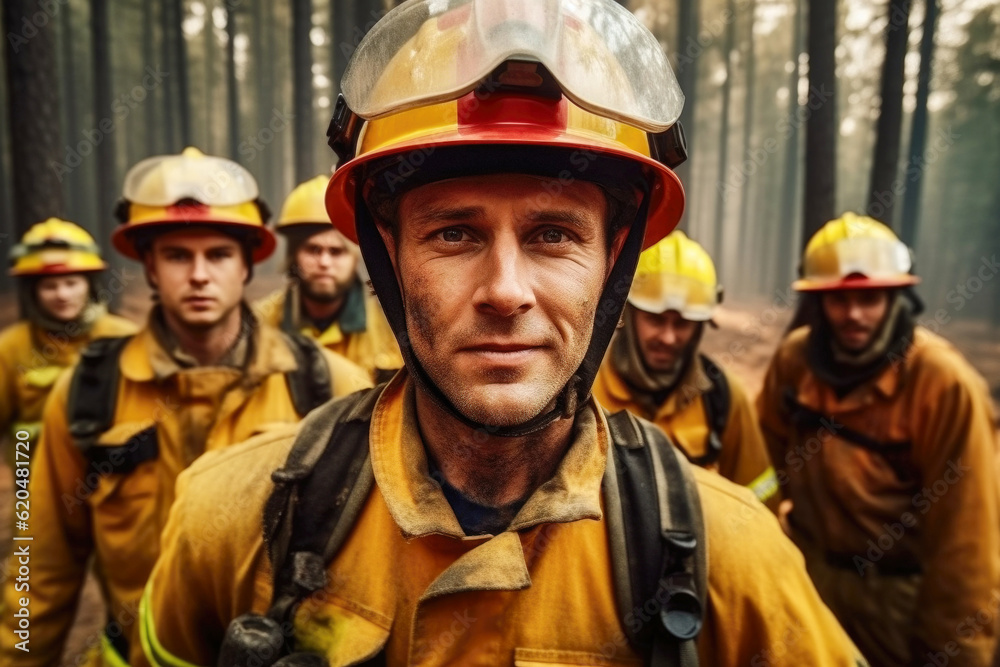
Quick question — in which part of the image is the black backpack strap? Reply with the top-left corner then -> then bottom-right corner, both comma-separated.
604,409 -> 706,667
67,335 -> 133,456
262,386 -> 382,640
282,332 -> 334,417
688,355 -> 729,468
66,336 -> 159,489
782,388 -> 916,481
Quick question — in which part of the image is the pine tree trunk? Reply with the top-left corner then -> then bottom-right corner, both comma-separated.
900,0 -> 937,248
866,0 -> 912,225
293,0 -> 315,181
778,0 -> 803,288
803,0 -> 837,248
674,0 -> 700,230
712,0 -> 736,264
3,0 -> 65,233
226,5 -> 240,159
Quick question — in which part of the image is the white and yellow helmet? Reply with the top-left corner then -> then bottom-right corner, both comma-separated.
628,231 -> 721,321
793,213 -> 919,292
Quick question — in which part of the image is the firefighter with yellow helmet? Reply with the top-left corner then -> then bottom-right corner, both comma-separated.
139,3 -> 863,666
593,231 -> 778,509
0,148 -> 371,667
254,175 -> 402,382
757,212 -> 1000,666
0,219 -> 136,471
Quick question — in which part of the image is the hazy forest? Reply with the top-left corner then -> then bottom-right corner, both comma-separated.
1,0 -> 999,364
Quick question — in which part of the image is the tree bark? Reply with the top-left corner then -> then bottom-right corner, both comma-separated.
789,0 -> 840,333
712,0 -> 736,263
293,0 -> 314,181
168,0 -> 192,147
778,0 -> 803,288
144,0 -> 159,158
226,5 -> 240,159
866,0 -> 912,225
803,0 -> 838,248
674,0 -> 700,230
92,0 -> 115,230
735,0 -> 757,296
900,0 -> 938,248
3,0 -> 65,233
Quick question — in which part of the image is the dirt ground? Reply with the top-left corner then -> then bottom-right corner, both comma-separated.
1,285 -> 999,664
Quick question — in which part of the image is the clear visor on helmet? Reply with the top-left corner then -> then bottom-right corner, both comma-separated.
628,274 -> 718,322
806,237 -> 913,282
121,151 -> 260,207
342,0 -> 684,133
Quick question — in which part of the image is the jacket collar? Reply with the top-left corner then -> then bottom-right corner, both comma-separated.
283,279 -> 368,344
600,348 -> 712,417
796,334 -> 907,412
120,305 -> 298,384
369,370 -> 608,540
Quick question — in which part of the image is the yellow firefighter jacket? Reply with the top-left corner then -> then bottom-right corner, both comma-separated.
137,371 -> 866,667
0,314 -> 137,462
0,312 -> 371,667
254,281 -> 403,382
593,352 -> 779,510
757,325 -> 1000,665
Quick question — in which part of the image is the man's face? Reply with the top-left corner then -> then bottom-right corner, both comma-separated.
632,308 -> 699,372
382,173 -> 624,428
35,274 -> 90,322
144,228 -> 248,331
294,228 -> 358,303
820,288 -> 891,352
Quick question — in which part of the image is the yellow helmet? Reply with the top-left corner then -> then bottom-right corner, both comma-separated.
111,147 -> 276,262
9,218 -> 107,276
628,231 -> 721,321
277,175 -> 333,230
793,213 -> 919,292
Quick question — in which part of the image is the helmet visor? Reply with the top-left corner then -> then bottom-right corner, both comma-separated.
628,273 -> 718,321
122,152 -> 260,207
342,0 -> 684,132
805,237 -> 913,284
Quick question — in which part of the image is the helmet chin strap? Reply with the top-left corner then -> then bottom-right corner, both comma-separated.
355,188 -> 650,439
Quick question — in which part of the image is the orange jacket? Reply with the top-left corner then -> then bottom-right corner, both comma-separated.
593,352 -> 779,509
0,316 -> 371,667
757,325 -> 1000,663
254,285 -> 403,382
138,371 -> 865,667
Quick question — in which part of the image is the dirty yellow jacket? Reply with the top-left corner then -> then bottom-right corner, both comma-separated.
0,314 -> 137,458
593,352 -> 779,510
757,325 -> 1000,663
138,371 -> 865,667
254,283 -> 403,382
0,315 -> 371,667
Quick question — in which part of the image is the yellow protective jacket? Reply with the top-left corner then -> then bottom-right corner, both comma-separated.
0,313 -> 371,667
757,325 -> 1000,664
254,281 -> 403,382
0,314 -> 137,461
593,352 -> 779,510
138,371 -> 865,667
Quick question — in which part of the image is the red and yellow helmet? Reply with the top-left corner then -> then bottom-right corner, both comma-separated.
319,0 -> 690,438
9,218 -> 107,276
325,0 -> 687,251
794,213 -> 919,292
111,147 -> 276,262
